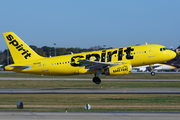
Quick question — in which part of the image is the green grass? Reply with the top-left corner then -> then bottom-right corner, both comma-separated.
0,94 -> 180,112
1,72 -> 180,112
104,97 -> 180,103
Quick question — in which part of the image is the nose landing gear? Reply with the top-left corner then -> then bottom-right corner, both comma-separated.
149,65 -> 155,76
151,71 -> 155,76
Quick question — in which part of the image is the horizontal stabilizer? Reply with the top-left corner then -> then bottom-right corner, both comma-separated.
8,65 -> 31,70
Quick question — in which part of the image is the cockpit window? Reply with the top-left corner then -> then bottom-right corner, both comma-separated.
160,47 -> 167,51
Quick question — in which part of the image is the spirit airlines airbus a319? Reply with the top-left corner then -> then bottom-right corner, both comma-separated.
3,32 -> 176,84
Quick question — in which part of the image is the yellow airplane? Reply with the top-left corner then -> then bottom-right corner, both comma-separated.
3,32 -> 176,84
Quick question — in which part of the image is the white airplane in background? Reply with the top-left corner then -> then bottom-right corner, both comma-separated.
133,64 -> 177,73
0,65 -> 4,70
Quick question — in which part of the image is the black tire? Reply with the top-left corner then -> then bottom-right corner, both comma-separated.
92,77 -> 101,84
151,72 -> 155,76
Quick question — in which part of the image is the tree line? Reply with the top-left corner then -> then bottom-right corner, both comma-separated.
0,45 -> 112,66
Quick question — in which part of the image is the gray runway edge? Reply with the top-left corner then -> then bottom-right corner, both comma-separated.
1,77 -> 180,81
0,88 -> 180,94
0,112 -> 180,120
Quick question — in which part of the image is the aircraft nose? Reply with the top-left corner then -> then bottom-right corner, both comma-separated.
168,50 -> 176,60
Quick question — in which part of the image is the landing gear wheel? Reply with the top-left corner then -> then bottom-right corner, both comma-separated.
151,72 -> 155,76
92,77 -> 101,84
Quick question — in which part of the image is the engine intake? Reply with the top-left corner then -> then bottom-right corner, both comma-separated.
104,63 -> 131,75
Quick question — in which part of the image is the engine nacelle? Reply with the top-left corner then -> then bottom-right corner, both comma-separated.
104,64 -> 132,76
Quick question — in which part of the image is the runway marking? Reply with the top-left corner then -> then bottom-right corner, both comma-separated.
0,77 -> 180,81
1,88 -> 180,94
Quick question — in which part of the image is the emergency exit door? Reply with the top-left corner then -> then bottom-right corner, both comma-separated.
42,60 -> 48,71
147,46 -> 154,57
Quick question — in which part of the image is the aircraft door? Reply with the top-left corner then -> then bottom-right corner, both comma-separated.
147,46 -> 154,57
41,60 -> 48,71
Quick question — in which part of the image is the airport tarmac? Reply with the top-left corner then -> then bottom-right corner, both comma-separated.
0,111 -> 180,120
0,77 -> 180,82
0,88 -> 180,94
0,76 -> 179,119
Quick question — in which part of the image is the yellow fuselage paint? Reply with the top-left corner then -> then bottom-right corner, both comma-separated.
5,44 -> 176,76
3,32 -> 176,76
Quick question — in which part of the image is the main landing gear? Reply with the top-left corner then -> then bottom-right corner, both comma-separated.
151,71 -> 155,76
92,76 -> 101,84
92,69 -> 102,84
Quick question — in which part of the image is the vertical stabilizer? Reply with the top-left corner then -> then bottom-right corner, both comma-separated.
3,32 -> 42,63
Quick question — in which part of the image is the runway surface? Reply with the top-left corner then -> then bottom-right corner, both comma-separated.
0,88 -> 180,94
0,77 -> 180,81
0,111 -> 180,120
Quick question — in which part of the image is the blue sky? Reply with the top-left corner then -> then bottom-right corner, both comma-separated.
0,0 -> 180,51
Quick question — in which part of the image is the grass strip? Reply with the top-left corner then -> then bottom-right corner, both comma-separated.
0,72 -> 180,112
0,94 -> 180,112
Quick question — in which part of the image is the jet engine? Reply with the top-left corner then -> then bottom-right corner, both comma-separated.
104,63 -> 132,76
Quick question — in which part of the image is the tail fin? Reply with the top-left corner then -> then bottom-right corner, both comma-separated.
3,32 -> 42,63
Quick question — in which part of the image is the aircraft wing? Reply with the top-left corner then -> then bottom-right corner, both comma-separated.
79,59 -> 126,71
151,65 -> 161,69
